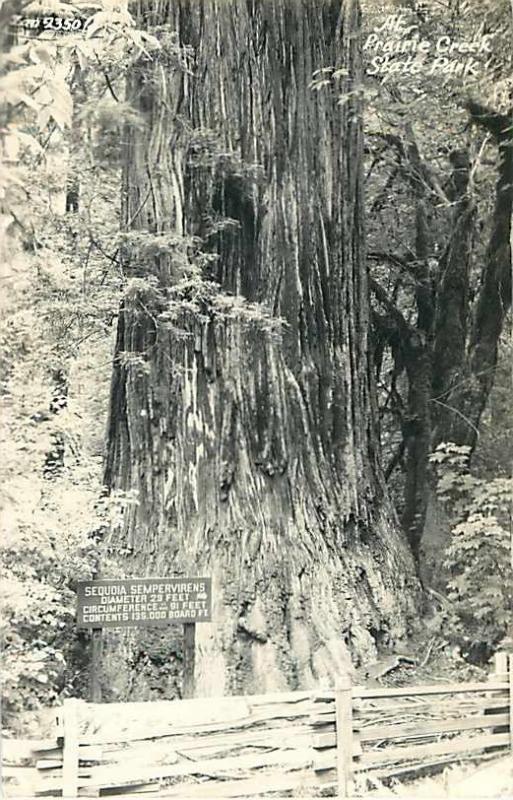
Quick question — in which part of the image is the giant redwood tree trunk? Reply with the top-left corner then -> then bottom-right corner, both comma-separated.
103,0 -> 418,699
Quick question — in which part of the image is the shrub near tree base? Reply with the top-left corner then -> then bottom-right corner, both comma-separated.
430,443 -> 513,664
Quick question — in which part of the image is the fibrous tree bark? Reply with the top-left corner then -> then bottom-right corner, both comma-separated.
432,101 -> 512,452
370,97 -> 511,564
431,148 -> 475,443
399,126 -> 435,561
103,0 -> 418,699
370,126 -> 438,560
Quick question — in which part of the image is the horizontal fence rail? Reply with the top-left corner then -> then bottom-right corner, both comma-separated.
3,653 -> 511,798
312,653 -> 512,795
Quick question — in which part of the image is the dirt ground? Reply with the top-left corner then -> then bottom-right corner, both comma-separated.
363,756 -> 512,799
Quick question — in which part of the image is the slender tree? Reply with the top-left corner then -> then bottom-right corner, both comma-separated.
104,0 -> 418,698
432,101 -> 513,451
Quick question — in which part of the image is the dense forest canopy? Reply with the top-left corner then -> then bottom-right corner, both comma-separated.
0,0 -> 511,722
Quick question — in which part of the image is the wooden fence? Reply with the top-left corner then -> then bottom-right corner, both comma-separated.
313,654 -> 512,795
3,654 -> 511,798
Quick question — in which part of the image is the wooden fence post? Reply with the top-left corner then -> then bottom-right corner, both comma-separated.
90,627 -> 103,703
62,698 -> 80,798
485,651 -> 509,751
183,622 -> 196,698
494,651 -> 508,681
335,674 -> 354,798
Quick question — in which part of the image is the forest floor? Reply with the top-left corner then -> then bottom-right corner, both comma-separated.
354,630 -> 490,693
353,642 -> 510,799
362,755 -> 511,799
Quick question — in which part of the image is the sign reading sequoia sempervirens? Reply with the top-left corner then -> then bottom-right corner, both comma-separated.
76,578 -> 212,628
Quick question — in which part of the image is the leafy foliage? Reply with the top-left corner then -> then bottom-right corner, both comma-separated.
0,0 -> 139,721
1,0 -> 511,725
429,443 -> 513,662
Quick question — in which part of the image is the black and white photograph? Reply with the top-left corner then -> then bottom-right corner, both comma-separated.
0,0 -> 512,797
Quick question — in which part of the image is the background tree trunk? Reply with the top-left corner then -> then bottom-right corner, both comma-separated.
103,0 -> 418,700
431,149 -> 475,447
434,102 -> 513,453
